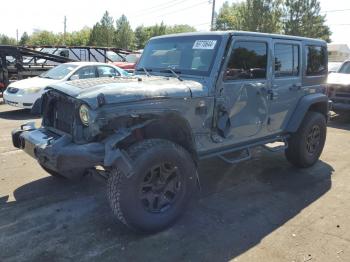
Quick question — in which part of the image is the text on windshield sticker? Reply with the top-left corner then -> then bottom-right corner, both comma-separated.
193,40 -> 217,50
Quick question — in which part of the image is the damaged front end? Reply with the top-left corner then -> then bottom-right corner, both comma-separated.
12,90 -> 144,178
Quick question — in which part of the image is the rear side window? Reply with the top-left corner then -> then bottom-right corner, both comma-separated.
97,66 -> 120,77
274,44 -> 299,77
224,41 -> 268,81
76,66 -> 97,79
306,46 -> 327,76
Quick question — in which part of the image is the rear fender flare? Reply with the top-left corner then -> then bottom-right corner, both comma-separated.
286,93 -> 329,133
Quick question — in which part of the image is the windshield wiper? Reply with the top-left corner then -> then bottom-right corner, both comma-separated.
160,67 -> 183,81
136,67 -> 152,77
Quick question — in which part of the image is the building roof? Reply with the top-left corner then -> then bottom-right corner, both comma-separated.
328,43 -> 350,53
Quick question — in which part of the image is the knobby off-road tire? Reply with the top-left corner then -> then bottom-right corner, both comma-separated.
285,111 -> 327,168
107,139 -> 197,233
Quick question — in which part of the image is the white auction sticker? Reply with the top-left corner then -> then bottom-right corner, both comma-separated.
193,40 -> 217,50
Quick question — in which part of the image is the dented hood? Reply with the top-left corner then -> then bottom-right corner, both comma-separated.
48,76 -> 206,109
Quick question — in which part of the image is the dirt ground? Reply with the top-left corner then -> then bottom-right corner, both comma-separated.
0,102 -> 349,262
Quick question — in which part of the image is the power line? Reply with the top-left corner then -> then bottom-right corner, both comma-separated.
329,24 -> 350,26
134,0 -> 209,21
152,1 -> 210,19
322,8 -> 350,13
135,0 -> 189,16
136,0 -> 208,18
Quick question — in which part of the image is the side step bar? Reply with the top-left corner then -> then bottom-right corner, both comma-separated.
199,136 -> 288,165
262,138 -> 288,152
218,148 -> 252,164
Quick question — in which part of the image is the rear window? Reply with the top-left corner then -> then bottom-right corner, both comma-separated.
306,45 -> 327,76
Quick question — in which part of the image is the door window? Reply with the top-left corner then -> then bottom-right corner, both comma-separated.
97,66 -> 119,77
274,44 -> 299,77
224,41 -> 268,81
75,66 -> 97,79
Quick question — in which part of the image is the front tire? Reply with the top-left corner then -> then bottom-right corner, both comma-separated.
107,139 -> 197,233
285,111 -> 327,168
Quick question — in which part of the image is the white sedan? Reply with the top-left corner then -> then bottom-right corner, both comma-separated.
3,62 -> 129,109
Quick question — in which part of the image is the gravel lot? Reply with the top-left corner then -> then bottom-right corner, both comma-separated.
0,102 -> 349,262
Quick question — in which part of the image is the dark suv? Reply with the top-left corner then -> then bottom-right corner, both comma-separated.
12,31 -> 329,233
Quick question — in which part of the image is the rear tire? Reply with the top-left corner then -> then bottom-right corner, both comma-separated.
107,139 -> 197,233
285,111 -> 327,168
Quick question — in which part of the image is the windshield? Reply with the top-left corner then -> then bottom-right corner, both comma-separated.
338,62 -> 350,74
40,64 -> 78,80
328,62 -> 342,73
107,51 -> 125,62
137,35 -> 222,76
125,53 -> 141,63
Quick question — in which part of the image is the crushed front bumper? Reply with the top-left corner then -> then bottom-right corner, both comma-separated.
12,123 -> 133,178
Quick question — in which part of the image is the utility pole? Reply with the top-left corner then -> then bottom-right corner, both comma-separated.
210,0 -> 216,31
16,29 -> 19,45
63,16 -> 67,44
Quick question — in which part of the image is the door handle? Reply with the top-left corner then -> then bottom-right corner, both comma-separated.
257,86 -> 277,100
289,83 -> 302,91
267,89 -> 278,100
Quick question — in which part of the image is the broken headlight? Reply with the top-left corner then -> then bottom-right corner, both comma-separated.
79,104 -> 90,126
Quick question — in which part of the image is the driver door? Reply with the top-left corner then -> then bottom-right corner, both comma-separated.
215,36 -> 272,143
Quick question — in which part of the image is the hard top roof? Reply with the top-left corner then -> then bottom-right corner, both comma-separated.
151,30 -> 327,45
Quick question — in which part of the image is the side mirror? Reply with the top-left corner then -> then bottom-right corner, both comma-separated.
70,74 -> 79,81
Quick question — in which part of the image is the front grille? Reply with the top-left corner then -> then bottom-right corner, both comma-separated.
51,99 -> 75,134
43,91 -> 77,135
7,87 -> 19,94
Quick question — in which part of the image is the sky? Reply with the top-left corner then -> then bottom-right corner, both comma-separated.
0,0 -> 350,45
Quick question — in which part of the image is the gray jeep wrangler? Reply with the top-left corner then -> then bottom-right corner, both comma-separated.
12,32 -> 329,233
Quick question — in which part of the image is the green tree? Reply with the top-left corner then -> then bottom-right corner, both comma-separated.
28,31 -> 59,45
0,34 -> 16,45
215,0 -> 283,33
166,24 -> 196,34
216,1 -> 245,30
134,26 -> 151,49
89,23 -> 103,46
134,23 -> 197,49
150,22 -> 167,37
114,15 -> 134,49
283,0 -> 331,41
65,27 -> 91,46
19,32 -> 30,45
89,11 -> 115,46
